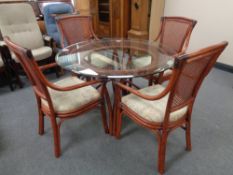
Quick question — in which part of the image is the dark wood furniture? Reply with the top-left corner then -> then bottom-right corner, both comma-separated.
0,46 -> 23,90
149,16 -> 197,85
56,15 -> 98,48
89,0 -> 130,38
4,36 -> 109,157
114,41 -> 228,174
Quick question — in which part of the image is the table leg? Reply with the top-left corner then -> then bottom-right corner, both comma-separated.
101,79 -> 121,136
111,80 -> 122,136
103,83 -> 113,135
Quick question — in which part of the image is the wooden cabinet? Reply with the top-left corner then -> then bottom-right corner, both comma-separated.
90,0 -> 130,38
128,0 -> 150,40
128,0 -> 164,40
149,0 -> 165,40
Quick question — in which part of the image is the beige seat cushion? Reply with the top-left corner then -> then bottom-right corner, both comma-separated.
162,69 -> 173,77
42,77 -> 100,113
31,46 -> 52,61
12,46 -> 52,62
122,85 -> 188,123
132,55 -> 152,68
87,52 -> 117,68
0,4 -> 52,62
160,59 -> 174,77
0,4 -> 44,49
1,40 -> 52,62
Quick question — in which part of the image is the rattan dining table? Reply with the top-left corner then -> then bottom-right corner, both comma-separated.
56,38 -> 174,135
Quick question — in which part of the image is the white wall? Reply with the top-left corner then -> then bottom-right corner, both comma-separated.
164,0 -> 233,66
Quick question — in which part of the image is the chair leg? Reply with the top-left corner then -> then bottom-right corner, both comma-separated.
36,96 -> 44,135
50,117 -> 61,158
157,131 -> 168,174
2,69 -> 14,91
100,100 -> 109,134
38,109 -> 44,135
103,84 -> 113,135
13,69 -> 23,88
10,61 -> 23,88
115,110 -> 123,139
185,121 -> 192,151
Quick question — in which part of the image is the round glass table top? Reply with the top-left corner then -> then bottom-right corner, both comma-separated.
56,39 -> 174,79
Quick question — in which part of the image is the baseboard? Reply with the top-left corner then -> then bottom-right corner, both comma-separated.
215,62 -> 233,73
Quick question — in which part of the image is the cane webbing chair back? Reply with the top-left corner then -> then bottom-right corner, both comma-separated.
167,41 -> 228,115
157,16 -> 197,56
56,15 -> 97,48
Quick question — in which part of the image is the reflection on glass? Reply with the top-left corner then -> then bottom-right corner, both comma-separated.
56,39 -> 174,78
132,55 -> 152,68
85,51 -> 116,68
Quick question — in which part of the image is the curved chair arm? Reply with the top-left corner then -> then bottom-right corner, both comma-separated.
116,72 -> 176,101
116,82 -> 171,101
39,62 -> 58,71
153,28 -> 162,42
42,75 -> 102,91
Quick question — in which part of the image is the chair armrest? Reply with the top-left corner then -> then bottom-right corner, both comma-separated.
43,35 -> 54,48
121,79 -> 140,89
153,21 -> 163,42
39,62 -> 58,71
116,77 -> 174,101
43,76 -> 102,91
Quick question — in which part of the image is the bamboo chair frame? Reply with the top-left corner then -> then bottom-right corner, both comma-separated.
115,41 -> 228,174
56,15 -> 98,48
148,16 -> 197,85
4,36 -> 109,157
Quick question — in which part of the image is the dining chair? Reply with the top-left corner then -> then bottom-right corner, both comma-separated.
115,41 -> 228,174
147,16 -> 197,85
4,36 -> 109,157
0,3 -> 57,76
56,15 -> 98,48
